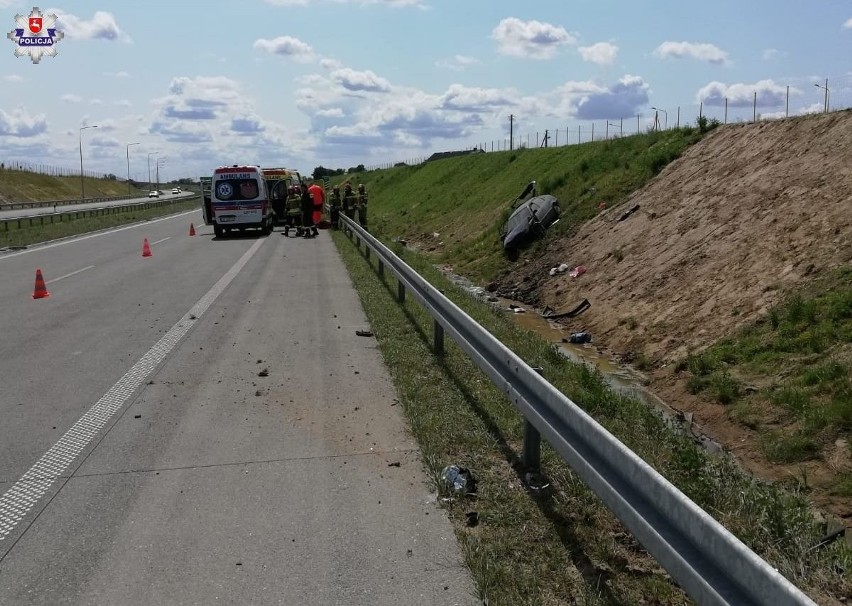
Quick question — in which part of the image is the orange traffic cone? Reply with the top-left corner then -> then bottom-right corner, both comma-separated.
189,223 -> 196,236
142,238 -> 152,257
33,268 -> 50,299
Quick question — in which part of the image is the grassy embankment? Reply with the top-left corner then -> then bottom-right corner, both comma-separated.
330,127 -> 850,603
0,168 -> 198,248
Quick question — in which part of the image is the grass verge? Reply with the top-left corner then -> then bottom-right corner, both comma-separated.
334,230 -> 851,605
0,198 -> 200,249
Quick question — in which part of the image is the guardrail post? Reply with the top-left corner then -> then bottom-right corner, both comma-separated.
433,320 -> 444,356
365,246 -> 370,261
378,260 -> 384,277
397,281 -> 406,303
523,368 -> 544,472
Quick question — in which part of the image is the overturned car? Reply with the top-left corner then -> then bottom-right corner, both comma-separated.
499,181 -> 561,251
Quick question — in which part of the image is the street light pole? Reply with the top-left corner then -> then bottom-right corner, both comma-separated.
147,152 -> 158,192
126,142 -> 140,198
79,125 -> 98,201
651,107 -> 668,130
815,79 -> 829,113
156,157 -> 166,193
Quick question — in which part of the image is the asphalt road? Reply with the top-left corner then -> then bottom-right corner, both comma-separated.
0,210 -> 478,605
0,191 -> 193,221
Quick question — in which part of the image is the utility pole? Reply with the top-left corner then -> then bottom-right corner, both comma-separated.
509,114 -> 514,151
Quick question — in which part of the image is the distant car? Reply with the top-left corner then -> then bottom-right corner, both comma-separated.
171,188 -> 180,194
148,191 -> 159,198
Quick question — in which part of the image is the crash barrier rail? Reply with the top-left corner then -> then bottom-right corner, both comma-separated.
337,213 -> 816,606
0,195 -> 139,211
0,195 -> 200,234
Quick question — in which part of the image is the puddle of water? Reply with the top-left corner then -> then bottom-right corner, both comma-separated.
451,270 -> 724,453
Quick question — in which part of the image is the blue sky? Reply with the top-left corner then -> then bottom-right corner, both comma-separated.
1,0 -> 850,182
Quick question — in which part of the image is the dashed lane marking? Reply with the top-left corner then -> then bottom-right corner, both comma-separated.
0,237 -> 265,543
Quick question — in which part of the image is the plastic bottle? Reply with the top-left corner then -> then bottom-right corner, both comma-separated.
440,465 -> 470,495
569,331 -> 591,344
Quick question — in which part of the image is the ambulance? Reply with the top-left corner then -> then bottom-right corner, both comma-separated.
210,165 -> 274,237
261,167 -> 303,226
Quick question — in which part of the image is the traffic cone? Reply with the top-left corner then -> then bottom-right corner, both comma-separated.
32,268 -> 50,299
189,223 -> 196,236
142,238 -> 152,257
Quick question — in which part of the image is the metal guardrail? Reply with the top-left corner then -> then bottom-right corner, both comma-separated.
337,213 -> 817,606
0,195 -> 136,211
0,195 -> 200,233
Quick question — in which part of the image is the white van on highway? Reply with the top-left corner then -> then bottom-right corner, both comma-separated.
210,165 -> 274,237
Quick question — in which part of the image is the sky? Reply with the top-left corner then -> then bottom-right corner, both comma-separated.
0,0 -> 850,183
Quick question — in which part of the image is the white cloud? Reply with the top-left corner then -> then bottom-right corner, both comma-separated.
116,99 -> 132,107
654,41 -> 728,64
574,75 -> 650,120
697,79 -> 794,107
436,55 -> 479,71
331,67 -> 391,93
51,9 -> 129,42
492,17 -> 575,60
90,99 -> 103,106
439,84 -> 516,111
3,74 -> 24,82
253,36 -> 315,62
761,48 -> 785,60
843,18 -> 852,29
578,42 -> 618,66
61,94 -> 82,103
103,70 -> 130,78
316,108 -> 345,118
0,106 -> 48,137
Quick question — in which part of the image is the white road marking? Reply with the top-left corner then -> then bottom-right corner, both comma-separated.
0,209 -> 200,262
151,237 -> 170,246
46,265 -> 95,284
0,237 -> 266,542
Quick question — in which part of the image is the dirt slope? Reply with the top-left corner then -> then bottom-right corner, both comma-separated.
494,111 -> 852,520
510,111 -> 851,364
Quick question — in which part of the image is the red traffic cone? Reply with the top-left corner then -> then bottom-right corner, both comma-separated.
189,223 -> 196,236
142,238 -> 152,257
33,268 -> 50,299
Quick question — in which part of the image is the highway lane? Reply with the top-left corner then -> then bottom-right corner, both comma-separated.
0,191 -> 194,221
0,212 -> 477,605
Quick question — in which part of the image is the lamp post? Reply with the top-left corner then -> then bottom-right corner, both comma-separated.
79,125 -> 98,201
607,122 -> 620,140
651,107 -> 667,130
147,152 -> 158,192
126,142 -> 140,197
156,157 -> 166,193
814,79 -> 829,113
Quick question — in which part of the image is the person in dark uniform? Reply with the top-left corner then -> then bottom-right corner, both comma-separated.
342,182 -> 356,221
356,183 -> 368,230
300,182 -> 318,238
284,185 -> 301,236
329,185 -> 342,229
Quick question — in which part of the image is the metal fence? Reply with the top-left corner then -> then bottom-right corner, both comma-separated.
0,161 -> 106,179
365,75 -> 851,171
336,212 -> 817,606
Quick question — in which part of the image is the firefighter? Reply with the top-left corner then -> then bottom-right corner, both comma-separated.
283,185 -> 301,237
356,183 -> 368,230
300,182 -> 317,237
329,184 -> 342,229
342,182 -> 356,220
